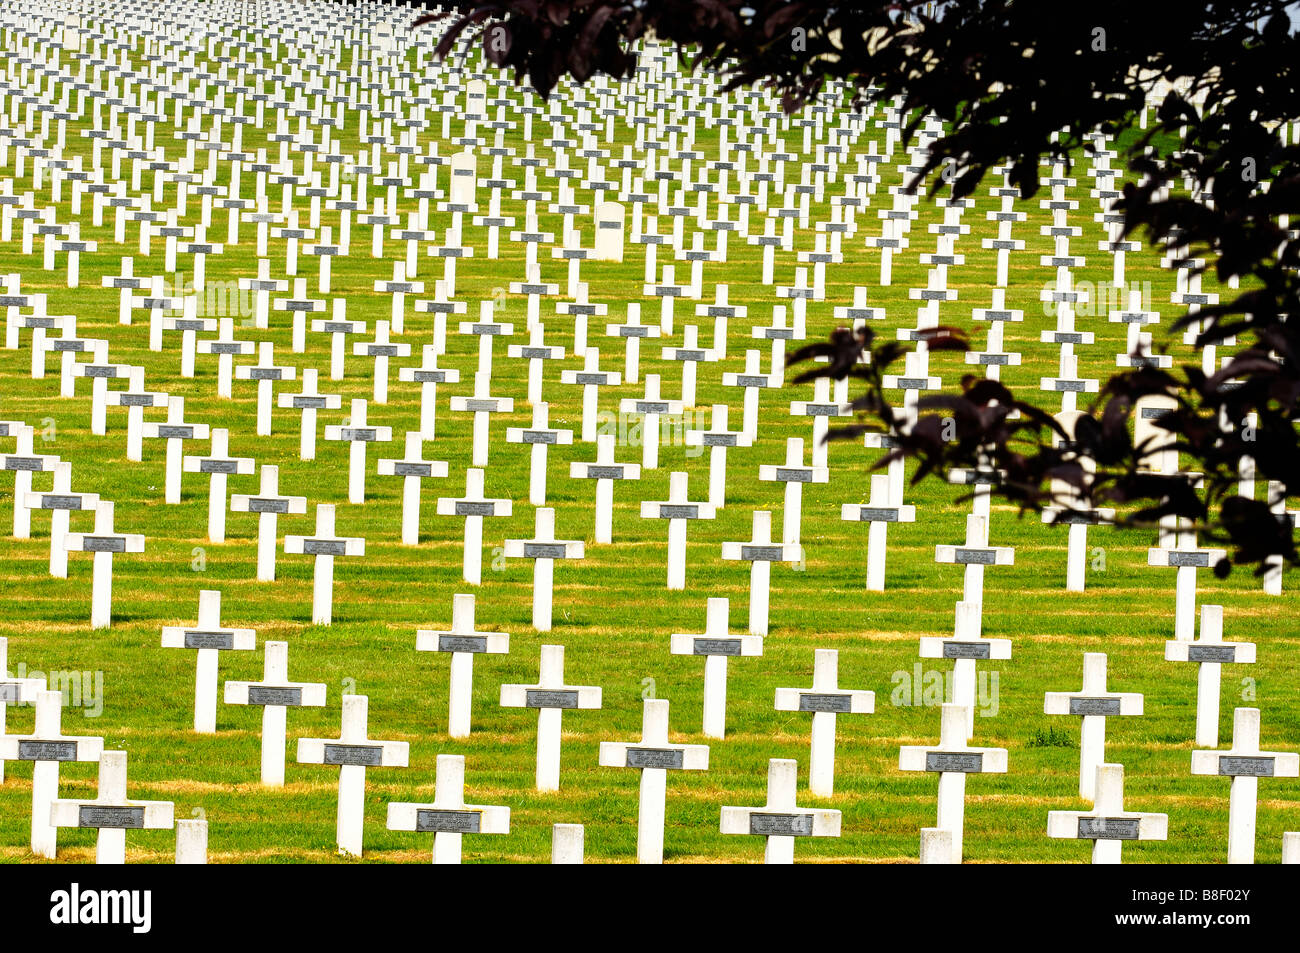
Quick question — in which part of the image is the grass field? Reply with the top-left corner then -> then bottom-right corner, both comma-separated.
0,28 -> 1297,864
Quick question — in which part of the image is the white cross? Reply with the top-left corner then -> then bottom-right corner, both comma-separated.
505,402 -> 574,506
399,344 -> 460,440
416,593 -> 510,738
720,758 -> 841,864
387,754 -> 509,864
0,689 -> 103,858
283,504 -> 366,626
1190,707 -> 1299,864
721,348 -> 779,439
0,637 -> 46,784
561,347 -> 621,442
899,703 -> 1008,863
234,340 -> 297,436
503,507 -> 585,632
230,464 -> 307,581
195,316 -> 255,399
160,589 -> 256,734
297,694 -> 409,857
1044,653 -> 1144,800
353,319 -> 411,404
449,370 -> 514,468
323,398 -> 393,504
507,322 -> 565,405
841,473 -> 916,591
1,424 -> 60,539
935,514 -> 1014,610
759,436 -> 828,545
182,427 -> 255,542
605,302 -> 659,383
500,644 -> 602,790
1147,530 -> 1226,642
49,750 -> 174,865
1165,604 -> 1256,748
277,367 -> 342,461
224,640 -> 327,786
1047,762 -> 1167,864
774,649 -> 875,796
377,432 -> 450,545
104,365 -> 167,462
65,501 -> 145,629
720,510 -> 801,635
619,373 -> 684,469
142,396 -> 210,503
598,698 -> 709,863
640,471 -> 716,590
659,324 -> 716,408
435,468 -> 513,585
685,403 -> 752,509
670,597 -> 761,739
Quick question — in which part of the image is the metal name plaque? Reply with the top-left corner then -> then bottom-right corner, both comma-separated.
585,466 -> 624,480
944,642 -> 992,660
798,694 -> 852,713
40,495 -> 83,510
1069,697 -> 1123,716
455,501 -> 496,517
749,813 -> 815,836
339,428 -> 377,441
248,498 -> 290,514
82,537 -> 126,553
734,375 -> 769,388
658,505 -> 699,520
415,810 -> 481,834
410,371 -> 448,383
525,690 -> 580,709
292,396 -> 330,409
392,463 -> 432,477
18,740 -> 77,761
79,806 -> 145,829
439,635 -> 488,653
702,434 -> 737,447
693,639 -> 742,657
1188,645 -> 1236,663
1168,552 -> 1211,568
524,543 -> 569,559
302,539 -> 348,556
741,545 -> 786,561
953,548 -> 997,565
4,457 -> 43,471
520,431 -> 556,445
856,507 -> 898,522
627,748 -> 685,769
0,684 -> 20,703
1078,817 -> 1140,840
925,752 -> 983,773
184,630 -> 235,650
200,460 -> 240,474
775,468 -> 815,483
1054,380 -> 1088,392
118,394 -> 158,406
464,400 -> 499,413
1140,407 -> 1172,420
248,686 -> 303,706
1218,757 -> 1274,777
322,744 -> 384,767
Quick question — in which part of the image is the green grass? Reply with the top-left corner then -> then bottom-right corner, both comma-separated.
0,37 -> 1297,864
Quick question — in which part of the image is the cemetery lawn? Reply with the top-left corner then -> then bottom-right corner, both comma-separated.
1,63 -> 1297,863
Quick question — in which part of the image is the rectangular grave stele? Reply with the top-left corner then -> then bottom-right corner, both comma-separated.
1218,757 -> 1275,777
1068,697 -> 1123,717
18,740 -> 78,761
415,809 -> 482,834
626,748 -> 685,769
302,539 -> 348,556
693,639 -> 741,657
1078,817 -> 1140,840
523,543 -> 569,560
249,498 -> 291,514
183,630 -> 236,650
749,813 -> 815,837
943,642 -> 992,660
925,751 -> 984,773
1187,645 -> 1236,663
798,694 -> 852,713
79,806 -> 145,829
438,635 -> 488,653
322,744 -> 384,767
525,689 -> 580,709
248,686 -> 304,707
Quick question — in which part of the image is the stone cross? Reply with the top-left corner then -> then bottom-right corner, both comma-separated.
500,644 -> 602,790
386,754 -> 509,864
49,750 -> 174,865
25,460 -> 98,578
416,593 -> 510,738
503,507 -> 585,632
283,504 -> 366,626
720,758 -> 841,863
640,471 -> 716,590
435,468 -> 513,585
230,465 -> 307,581
670,597 -> 762,739
720,510 -> 801,636
774,649 -> 875,797
1047,762 -> 1167,864
1164,603 -> 1256,748
224,640 -> 327,787
1044,653 -> 1144,800
598,698 -> 709,863
505,402 -> 574,506
65,501 -> 145,629
160,589 -> 256,734
142,396 -> 209,504
182,428 -> 255,543
323,398 -> 393,505
377,432 -> 450,545
297,694 -> 409,857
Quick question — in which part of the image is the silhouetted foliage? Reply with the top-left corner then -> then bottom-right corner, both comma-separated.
419,1 -> 1300,575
